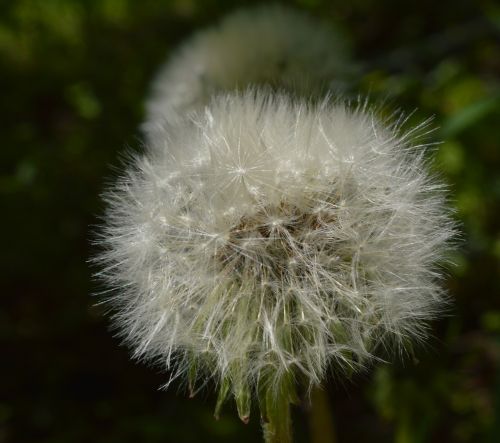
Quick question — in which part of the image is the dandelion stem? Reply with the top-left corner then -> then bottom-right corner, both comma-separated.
262,390 -> 292,443
309,387 -> 337,443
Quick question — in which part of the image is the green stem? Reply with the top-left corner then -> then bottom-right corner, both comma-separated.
262,389 -> 292,443
309,387 -> 337,443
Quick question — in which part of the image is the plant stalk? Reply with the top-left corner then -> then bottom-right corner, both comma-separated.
309,386 -> 337,443
262,390 -> 292,443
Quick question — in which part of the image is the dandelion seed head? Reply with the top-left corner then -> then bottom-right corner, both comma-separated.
143,4 -> 352,141
96,90 -> 455,399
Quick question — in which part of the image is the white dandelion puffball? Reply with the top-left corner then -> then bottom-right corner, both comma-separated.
143,4 -> 352,141
98,89 -> 455,414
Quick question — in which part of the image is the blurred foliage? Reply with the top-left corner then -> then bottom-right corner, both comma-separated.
1,0 -> 499,442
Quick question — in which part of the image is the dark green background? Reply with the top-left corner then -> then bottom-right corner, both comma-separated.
1,0 -> 499,442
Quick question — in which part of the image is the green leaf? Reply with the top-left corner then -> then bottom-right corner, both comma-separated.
441,95 -> 499,137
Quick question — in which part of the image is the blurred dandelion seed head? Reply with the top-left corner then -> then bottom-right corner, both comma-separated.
143,4 -> 353,140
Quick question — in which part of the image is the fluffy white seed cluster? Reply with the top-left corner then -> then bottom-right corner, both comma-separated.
96,5 -> 455,424
143,5 -> 352,140
99,89 -> 453,398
